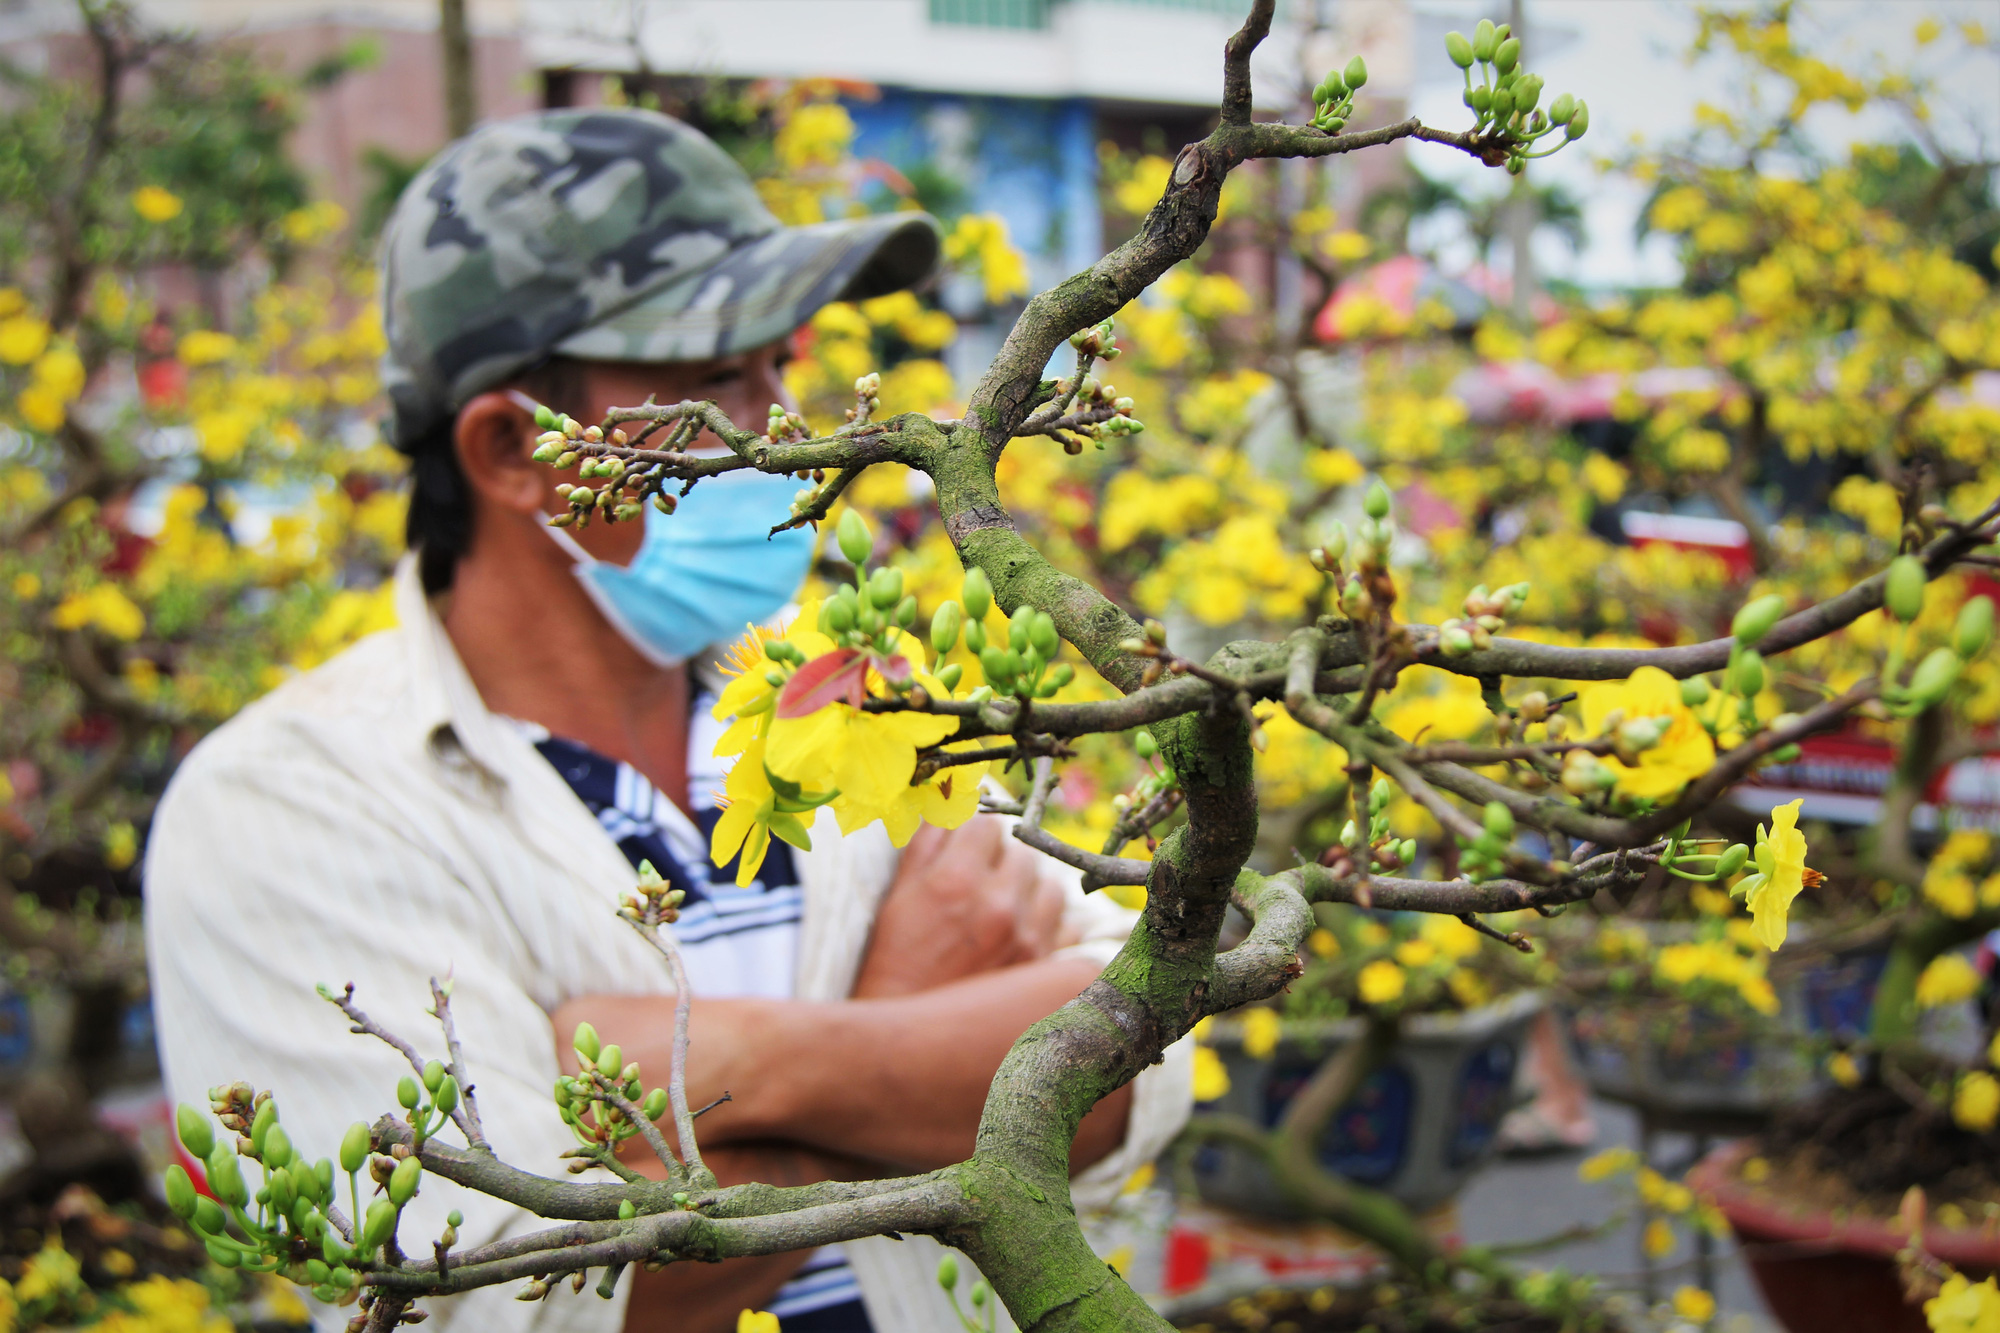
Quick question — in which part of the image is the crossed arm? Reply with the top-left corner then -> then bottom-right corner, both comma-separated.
552,819 -> 1139,1333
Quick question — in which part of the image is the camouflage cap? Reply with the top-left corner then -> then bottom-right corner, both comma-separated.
380,107 -> 941,450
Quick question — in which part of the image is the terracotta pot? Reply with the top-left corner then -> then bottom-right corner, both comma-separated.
1689,1140 -> 2000,1333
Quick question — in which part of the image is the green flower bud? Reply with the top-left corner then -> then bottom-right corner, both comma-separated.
1885,555 -> 1927,622
1956,595 -> 1994,659
963,620 -> 987,655
1732,593 -> 1786,646
448,1210 -> 463,1228
164,1163 -> 197,1219
397,1076 -> 421,1110
306,1259 -> 331,1286
531,440 -> 562,463
554,450 -> 580,471
1473,18 -> 1497,61
1514,73 -> 1542,112
962,567 -> 994,622
361,1198 -> 399,1252
1398,839 -> 1417,865
1363,479 -> 1392,520
1716,843 -> 1750,878
1135,729 -> 1159,759
422,1059 -> 447,1094
321,1232 -> 352,1265
1312,81 -> 1330,106
340,1122 -> 370,1175
597,1043 -> 624,1079
837,509 -> 872,566
619,1200 -> 637,1221
1909,646 -> 1963,707
1469,86 -> 1492,114
980,646 -> 1012,685
825,597 -> 856,634
931,601 -> 963,657
868,566 -> 904,610
249,1098 -> 278,1154
1445,30 -> 1474,67
895,595 -> 919,631
205,1240 -> 241,1269
1047,663 -> 1074,690
435,1075 -> 459,1117
263,1123 -> 293,1170
1344,56 -> 1368,89
533,404 -> 559,430
1732,649 -> 1766,697
1489,86 -> 1515,120
388,1155 -> 422,1207
269,1166 -> 296,1214
1441,626 -> 1475,656
1565,101 -> 1589,140
936,662 -> 963,692
176,1104 -> 215,1161
938,1254 -> 960,1291
192,1195 -> 225,1237
642,1088 -> 669,1120
314,1158 -> 335,1203
1549,92 -> 1576,124
1483,801 -> 1514,841
206,1144 -> 247,1207
1030,611 -> 1059,658
1680,675 -> 1711,707
1494,36 -> 1520,72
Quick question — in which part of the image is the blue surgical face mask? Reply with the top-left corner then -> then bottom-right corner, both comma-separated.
545,467 -> 816,668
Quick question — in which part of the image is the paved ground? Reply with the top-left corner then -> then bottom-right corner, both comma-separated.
1457,1097 -> 1780,1332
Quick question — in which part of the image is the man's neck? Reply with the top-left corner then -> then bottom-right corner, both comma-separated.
441,517 -> 691,813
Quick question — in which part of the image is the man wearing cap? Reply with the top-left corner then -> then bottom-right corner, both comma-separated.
144,109 -> 1190,1333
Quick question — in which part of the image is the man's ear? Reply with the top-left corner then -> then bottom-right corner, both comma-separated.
454,392 -> 543,516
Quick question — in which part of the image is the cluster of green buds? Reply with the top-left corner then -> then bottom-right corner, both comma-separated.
1060,372 -> 1145,454
1663,592 -> 1790,753
1308,56 -> 1368,134
938,1253 -> 997,1333
1115,616 -> 1174,687
1068,319 -> 1121,361
846,372 -> 882,426
1341,778 -> 1419,874
1113,729 -> 1178,810
1310,481 -> 1397,619
1445,19 -> 1586,171
765,401 -> 811,445
162,1087 -> 436,1308
529,404 -> 674,529
1560,744 -> 1617,798
1877,555 -> 1992,717
1437,581 -> 1532,657
814,511 -> 928,673
1458,801 -> 1516,881
618,858 -> 687,929
556,1021 -> 671,1157
953,580 -> 1075,701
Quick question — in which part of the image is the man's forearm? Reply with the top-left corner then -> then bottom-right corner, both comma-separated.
559,955 -> 1132,1175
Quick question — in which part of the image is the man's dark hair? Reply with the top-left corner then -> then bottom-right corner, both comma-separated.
404,358 -> 590,594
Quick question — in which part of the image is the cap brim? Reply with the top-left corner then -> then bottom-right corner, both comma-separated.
553,212 -> 941,364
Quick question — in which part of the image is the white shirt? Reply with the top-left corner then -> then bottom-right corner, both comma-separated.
143,557 -> 1191,1333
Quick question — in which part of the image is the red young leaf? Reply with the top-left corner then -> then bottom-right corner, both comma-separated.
777,649 -> 868,718
872,652 -> 913,684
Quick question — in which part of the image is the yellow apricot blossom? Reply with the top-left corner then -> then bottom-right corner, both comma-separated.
1953,1071 -> 1999,1134
130,185 -> 183,222
1578,667 -> 1716,802
1925,1272 -> 2000,1333
1736,799 -> 1809,950
1917,955 -> 1982,1010
51,583 -> 145,641
1357,959 -> 1406,1005
1240,1007 -> 1281,1060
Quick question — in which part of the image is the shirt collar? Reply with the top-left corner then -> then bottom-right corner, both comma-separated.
393,555 -> 521,786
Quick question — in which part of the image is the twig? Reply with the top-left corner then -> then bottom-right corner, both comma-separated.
586,1071 -> 682,1183
622,921 -> 712,1189
428,978 -> 489,1150
691,1092 -> 732,1120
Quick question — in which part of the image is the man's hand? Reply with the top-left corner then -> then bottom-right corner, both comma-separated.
854,816 -> 1074,999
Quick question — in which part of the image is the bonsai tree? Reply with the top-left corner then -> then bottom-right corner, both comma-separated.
165,5 -> 2000,1332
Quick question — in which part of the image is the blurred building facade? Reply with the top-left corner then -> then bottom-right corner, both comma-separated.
1,0 -> 1415,293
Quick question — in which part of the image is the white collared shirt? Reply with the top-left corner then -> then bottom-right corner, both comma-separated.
144,557 -> 1190,1333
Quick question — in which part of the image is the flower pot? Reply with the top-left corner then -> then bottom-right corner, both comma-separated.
1566,932 -> 1888,1120
1192,990 -> 1543,1218
1689,1140 -> 2000,1333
